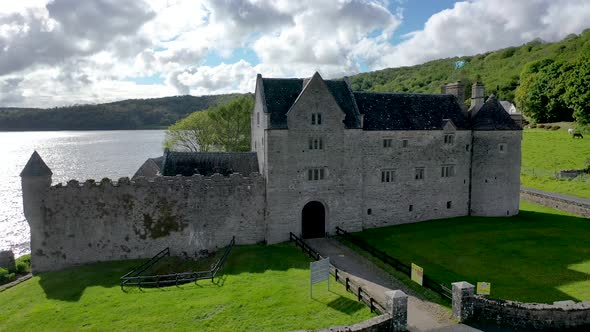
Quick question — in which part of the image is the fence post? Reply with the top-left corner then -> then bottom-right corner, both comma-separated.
358,287 -> 362,301
386,290 -> 407,332
346,277 -> 350,291
452,281 -> 475,322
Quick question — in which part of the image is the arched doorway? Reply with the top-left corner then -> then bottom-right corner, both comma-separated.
302,201 -> 325,239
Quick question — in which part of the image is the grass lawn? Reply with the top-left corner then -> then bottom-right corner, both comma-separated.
0,243 -> 374,332
349,201 -> 590,304
522,128 -> 590,198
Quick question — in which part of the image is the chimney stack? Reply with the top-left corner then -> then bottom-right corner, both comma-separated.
442,81 -> 466,116
469,82 -> 485,118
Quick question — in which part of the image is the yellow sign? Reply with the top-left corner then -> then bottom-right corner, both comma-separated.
477,282 -> 491,295
411,263 -> 423,286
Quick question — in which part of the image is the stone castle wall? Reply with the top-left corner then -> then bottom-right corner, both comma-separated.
27,173 -> 265,272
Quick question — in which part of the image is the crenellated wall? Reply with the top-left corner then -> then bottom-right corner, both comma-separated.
26,173 -> 266,273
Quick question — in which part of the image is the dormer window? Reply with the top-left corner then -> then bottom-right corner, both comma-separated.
311,113 -> 322,125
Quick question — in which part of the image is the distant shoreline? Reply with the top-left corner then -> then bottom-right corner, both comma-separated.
0,127 -> 167,132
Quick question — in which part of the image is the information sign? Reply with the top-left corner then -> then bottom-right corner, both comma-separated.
411,263 -> 423,286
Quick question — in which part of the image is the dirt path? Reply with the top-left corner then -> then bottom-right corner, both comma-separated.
305,238 -> 480,332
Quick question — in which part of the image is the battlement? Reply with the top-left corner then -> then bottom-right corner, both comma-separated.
50,172 -> 263,191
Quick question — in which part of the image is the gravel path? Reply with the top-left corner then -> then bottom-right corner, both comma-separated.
305,238 -> 481,332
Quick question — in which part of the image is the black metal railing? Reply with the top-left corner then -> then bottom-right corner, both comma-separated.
120,236 -> 235,289
289,232 -> 385,314
335,227 -> 452,301
289,232 -> 322,260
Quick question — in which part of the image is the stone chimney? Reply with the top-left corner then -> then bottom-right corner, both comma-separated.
442,81 -> 466,116
20,151 -> 52,274
469,82 -> 485,118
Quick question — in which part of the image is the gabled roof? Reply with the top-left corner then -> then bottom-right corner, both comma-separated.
260,74 -> 361,129
20,151 -> 52,177
472,95 -> 522,130
133,157 -> 163,179
354,92 -> 469,130
161,151 -> 259,176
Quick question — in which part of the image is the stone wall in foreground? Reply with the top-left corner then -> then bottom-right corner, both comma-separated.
453,282 -> 590,330
26,174 -> 266,273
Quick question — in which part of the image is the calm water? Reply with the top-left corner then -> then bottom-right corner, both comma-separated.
0,130 -> 165,257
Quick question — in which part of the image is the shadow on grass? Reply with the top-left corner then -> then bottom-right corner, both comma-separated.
325,296 -> 366,314
350,205 -> 590,303
37,243 -> 311,301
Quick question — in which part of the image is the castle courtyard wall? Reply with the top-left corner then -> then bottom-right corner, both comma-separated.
29,174 -> 265,272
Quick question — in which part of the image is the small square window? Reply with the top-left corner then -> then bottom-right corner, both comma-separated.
447,201 -> 452,209
409,205 -> 413,212
381,169 -> 395,183
441,165 -> 455,178
402,139 -> 408,148
311,113 -> 322,125
466,144 -> 470,152
444,134 -> 454,145
499,143 -> 507,153
307,167 -> 325,181
383,138 -> 392,148
367,209 -> 372,215
415,167 -> 425,180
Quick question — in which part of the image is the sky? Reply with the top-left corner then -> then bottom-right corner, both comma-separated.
1,0 -> 589,108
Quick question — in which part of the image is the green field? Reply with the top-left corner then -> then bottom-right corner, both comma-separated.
0,244 -> 374,332
349,201 -> 590,304
522,128 -> 590,198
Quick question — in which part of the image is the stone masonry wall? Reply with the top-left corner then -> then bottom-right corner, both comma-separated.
471,297 -> 590,330
453,281 -> 590,330
521,187 -> 590,218
29,173 -> 265,272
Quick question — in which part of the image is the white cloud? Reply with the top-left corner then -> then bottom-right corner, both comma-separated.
375,0 -> 590,68
0,0 -> 589,107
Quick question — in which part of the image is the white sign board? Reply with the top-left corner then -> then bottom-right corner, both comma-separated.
310,257 -> 330,297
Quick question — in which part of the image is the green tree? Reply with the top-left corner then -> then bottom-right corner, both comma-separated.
164,110 -> 216,151
163,95 -> 253,152
563,55 -> 590,124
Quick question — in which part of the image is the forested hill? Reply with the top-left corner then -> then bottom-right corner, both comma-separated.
349,29 -> 590,108
0,94 -> 244,131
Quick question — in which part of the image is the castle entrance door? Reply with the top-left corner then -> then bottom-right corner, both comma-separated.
302,201 -> 325,239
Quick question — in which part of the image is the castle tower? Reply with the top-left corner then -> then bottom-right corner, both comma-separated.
20,151 -> 52,274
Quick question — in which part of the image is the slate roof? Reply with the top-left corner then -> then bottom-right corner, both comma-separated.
20,151 -> 52,177
161,151 -> 259,176
353,92 -> 470,130
133,157 -> 163,179
472,95 -> 522,130
259,74 -> 521,131
261,77 -> 361,129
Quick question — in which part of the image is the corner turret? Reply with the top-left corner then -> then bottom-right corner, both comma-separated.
20,151 -> 52,274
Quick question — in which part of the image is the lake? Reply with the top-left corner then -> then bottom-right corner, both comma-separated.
0,130 -> 165,257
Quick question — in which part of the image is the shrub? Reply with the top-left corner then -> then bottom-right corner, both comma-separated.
15,254 -> 31,274
530,123 -> 537,128
538,124 -> 546,128
552,126 -> 560,130
0,267 -> 16,284
545,125 -> 552,129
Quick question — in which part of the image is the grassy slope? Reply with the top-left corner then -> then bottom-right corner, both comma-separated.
352,201 -> 590,304
522,128 -> 590,198
349,30 -> 590,104
0,244 -> 374,332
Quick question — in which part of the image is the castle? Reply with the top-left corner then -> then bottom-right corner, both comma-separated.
21,73 -> 521,272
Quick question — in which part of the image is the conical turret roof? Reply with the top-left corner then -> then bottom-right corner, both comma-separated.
20,151 -> 52,177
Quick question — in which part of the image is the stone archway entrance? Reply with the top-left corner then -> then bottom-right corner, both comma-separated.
302,201 -> 325,239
